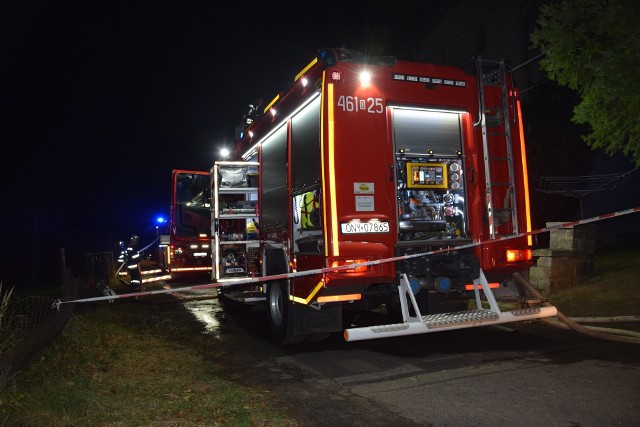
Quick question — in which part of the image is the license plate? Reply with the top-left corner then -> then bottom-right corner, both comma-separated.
341,221 -> 390,234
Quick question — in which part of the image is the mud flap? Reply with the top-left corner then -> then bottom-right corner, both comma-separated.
292,302 -> 342,336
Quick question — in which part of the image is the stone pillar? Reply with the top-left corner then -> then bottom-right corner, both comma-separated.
528,223 -> 597,296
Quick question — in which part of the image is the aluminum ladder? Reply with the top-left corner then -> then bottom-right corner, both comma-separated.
476,57 -> 519,239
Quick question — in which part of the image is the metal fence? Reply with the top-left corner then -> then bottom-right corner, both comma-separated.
0,252 -> 115,391
0,252 -> 114,390
0,275 -> 78,390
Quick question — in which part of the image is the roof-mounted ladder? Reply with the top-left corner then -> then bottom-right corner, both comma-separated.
476,57 -> 518,239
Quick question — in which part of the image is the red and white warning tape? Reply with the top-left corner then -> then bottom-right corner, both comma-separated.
52,206 -> 640,309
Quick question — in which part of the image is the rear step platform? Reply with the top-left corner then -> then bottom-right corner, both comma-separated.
344,306 -> 557,341
344,271 -> 558,342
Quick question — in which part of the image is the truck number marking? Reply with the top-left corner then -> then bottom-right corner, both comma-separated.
337,96 -> 384,114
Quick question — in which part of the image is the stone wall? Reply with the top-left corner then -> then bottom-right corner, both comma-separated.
528,223 -> 597,296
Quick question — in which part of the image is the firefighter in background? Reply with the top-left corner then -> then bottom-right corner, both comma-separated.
300,190 -> 320,229
117,240 -> 126,265
123,234 -> 142,290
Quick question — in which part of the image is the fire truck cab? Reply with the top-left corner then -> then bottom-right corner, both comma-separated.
211,48 -> 556,344
161,170 -> 213,278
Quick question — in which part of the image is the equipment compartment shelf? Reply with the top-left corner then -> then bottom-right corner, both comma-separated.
219,214 -> 257,219
212,161 -> 260,281
218,187 -> 258,194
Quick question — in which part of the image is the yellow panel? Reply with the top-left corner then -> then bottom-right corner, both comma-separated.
405,162 -> 448,189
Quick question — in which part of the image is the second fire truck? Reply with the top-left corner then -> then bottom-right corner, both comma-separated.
210,48 -> 557,344
160,170 -> 213,277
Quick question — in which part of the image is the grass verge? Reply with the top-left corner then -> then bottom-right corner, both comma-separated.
548,243 -> 640,317
0,296 -> 298,427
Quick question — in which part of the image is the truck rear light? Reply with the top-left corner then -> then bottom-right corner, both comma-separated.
506,249 -> 532,262
328,258 -> 370,273
465,282 -> 499,291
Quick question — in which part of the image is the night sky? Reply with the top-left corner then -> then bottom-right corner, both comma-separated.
0,1 -> 449,287
2,2 -> 638,290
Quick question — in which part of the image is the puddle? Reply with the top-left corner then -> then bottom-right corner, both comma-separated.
181,299 -> 224,338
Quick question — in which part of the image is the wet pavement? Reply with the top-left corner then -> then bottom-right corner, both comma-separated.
145,280 -> 640,427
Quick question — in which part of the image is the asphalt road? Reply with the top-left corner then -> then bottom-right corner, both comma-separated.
163,282 -> 640,427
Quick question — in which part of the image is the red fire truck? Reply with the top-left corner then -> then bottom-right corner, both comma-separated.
211,48 -> 557,344
161,169 -> 213,277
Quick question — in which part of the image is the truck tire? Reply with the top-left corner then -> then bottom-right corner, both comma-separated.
267,280 -> 301,344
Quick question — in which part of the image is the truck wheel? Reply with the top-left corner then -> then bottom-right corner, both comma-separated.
267,280 -> 299,344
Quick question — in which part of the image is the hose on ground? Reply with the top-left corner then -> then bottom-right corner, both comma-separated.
512,273 -> 640,345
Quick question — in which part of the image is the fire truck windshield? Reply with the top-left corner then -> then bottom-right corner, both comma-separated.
174,172 -> 210,238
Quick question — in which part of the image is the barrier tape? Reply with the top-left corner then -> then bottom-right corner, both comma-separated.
52,206 -> 640,310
